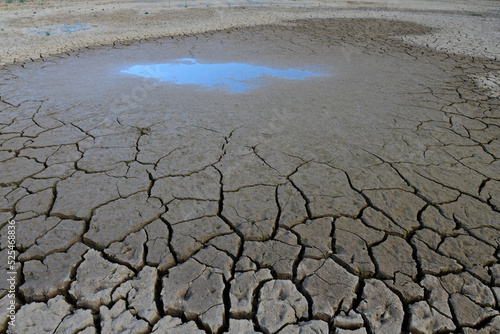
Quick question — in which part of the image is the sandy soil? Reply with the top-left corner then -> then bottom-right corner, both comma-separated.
0,0 -> 499,66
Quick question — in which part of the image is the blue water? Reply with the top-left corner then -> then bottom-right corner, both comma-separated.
121,58 -> 325,93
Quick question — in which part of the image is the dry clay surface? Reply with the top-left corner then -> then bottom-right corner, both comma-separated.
1,1 -> 500,334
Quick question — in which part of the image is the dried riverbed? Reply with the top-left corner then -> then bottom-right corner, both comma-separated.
0,1 -> 500,333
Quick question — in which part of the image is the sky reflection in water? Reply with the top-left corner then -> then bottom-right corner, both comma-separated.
121,58 -> 325,93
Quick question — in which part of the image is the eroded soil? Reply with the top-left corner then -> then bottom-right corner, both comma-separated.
0,13 -> 499,334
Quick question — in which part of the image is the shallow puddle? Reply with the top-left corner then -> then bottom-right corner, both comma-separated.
121,58 -> 325,92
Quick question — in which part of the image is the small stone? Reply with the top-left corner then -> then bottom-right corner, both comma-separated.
100,299 -> 150,334
298,258 -> 359,320
230,269 -> 273,316
256,280 -> 308,333
293,217 -> 332,259
151,315 -> 205,333
105,229 -> 147,270
357,279 -> 404,334
112,266 -> 160,323
408,301 -> 456,333
69,249 -> 134,311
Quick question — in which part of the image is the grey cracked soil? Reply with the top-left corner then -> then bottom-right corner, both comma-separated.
1,14 -> 500,334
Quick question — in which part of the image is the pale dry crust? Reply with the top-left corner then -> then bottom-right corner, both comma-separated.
0,0 -> 499,66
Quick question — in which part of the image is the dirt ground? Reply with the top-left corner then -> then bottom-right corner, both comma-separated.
0,1 -> 500,333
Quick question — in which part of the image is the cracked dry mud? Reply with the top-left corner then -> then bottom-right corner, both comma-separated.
0,8 -> 500,334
